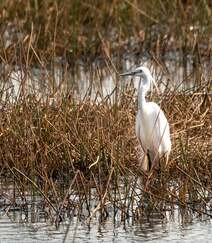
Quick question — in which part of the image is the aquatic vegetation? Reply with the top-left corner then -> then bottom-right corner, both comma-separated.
0,62 -> 211,225
0,0 -> 211,63
0,0 -> 211,227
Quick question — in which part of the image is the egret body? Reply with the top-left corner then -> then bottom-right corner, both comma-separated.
121,66 -> 171,171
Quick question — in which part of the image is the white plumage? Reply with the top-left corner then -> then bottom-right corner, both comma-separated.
121,66 -> 171,171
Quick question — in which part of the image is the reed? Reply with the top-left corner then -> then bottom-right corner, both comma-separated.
0,0 -> 211,226
0,0 -> 211,63
0,62 -> 211,224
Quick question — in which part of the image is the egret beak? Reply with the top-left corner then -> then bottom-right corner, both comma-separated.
120,70 -> 137,76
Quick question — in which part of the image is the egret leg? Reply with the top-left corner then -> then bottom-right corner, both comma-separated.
157,160 -> 162,180
147,149 -> 152,171
148,150 -> 160,172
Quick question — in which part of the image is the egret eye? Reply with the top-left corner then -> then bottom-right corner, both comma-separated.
135,69 -> 142,75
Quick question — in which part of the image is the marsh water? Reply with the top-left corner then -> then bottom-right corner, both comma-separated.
1,52 -> 211,105
1,176 -> 212,243
0,206 -> 211,242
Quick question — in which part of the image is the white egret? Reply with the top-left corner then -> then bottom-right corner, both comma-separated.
120,66 -> 171,172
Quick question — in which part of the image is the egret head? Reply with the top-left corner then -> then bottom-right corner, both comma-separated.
120,66 -> 158,93
120,66 -> 153,80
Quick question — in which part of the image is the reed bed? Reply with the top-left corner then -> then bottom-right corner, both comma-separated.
0,0 -> 211,64
0,63 -> 211,226
0,0 -> 211,227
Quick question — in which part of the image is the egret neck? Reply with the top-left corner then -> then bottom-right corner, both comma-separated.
138,76 -> 151,110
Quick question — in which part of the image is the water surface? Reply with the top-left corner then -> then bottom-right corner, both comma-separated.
0,207 -> 211,243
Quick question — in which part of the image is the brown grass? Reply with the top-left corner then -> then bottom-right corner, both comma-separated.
0,0 -> 211,63
0,0 -> 211,226
0,66 -> 211,225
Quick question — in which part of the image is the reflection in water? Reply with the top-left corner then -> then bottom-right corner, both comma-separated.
0,178 -> 211,243
0,208 -> 211,243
